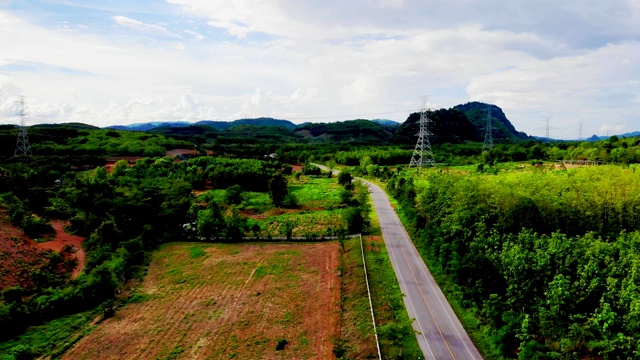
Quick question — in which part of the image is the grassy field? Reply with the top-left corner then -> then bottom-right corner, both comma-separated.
197,175 -> 347,237
62,242 -> 346,360
0,311 -> 98,360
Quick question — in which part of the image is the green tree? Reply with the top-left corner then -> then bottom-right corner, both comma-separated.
224,184 -> 244,205
338,172 -> 353,186
268,174 -> 288,207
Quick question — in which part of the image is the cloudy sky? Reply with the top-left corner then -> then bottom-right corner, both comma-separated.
0,0 -> 639,138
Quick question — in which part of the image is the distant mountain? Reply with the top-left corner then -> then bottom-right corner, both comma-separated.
371,119 -> 401,127
195,118 -> 296,130
108,121 -> 191,131
108,117 -> 296,131
394,108 -> 482,144
453,102 -> 529,142
619,131 -> 640,138
295,119 -> 393,143
31,123 -> 100,130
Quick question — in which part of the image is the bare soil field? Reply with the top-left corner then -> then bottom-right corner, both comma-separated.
63,242 -> 342,360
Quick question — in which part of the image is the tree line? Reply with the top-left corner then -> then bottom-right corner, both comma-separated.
386,166 -> 640,358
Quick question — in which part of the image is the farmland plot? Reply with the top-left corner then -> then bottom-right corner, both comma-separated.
63,242 -> 342,360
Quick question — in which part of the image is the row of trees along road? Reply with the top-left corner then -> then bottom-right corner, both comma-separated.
387,165 -> 640,359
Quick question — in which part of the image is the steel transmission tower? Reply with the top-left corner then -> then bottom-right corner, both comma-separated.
545,117 -> 550,139
579,122 -> 583,141
409,97 -> 436,168
482,105 -> 493,151
14,96 -> 32,157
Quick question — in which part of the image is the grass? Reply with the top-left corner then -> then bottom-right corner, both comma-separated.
249,208 -> 348,238
0,310 -> 98,360
335,237 -> 377,359
288,176 -> 343,209
188,245 -> 206,258
362,218 -> 422,358
196,175 -> 348,238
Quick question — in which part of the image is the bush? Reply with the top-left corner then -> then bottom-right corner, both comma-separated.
275,339 -> 288,351
224,184 -> 243,205
23,216 -> 54,238
338,172 -> 353,186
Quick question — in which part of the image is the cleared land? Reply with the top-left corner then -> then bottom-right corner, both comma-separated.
0,211 -> 78,290
64,242 -> 344,360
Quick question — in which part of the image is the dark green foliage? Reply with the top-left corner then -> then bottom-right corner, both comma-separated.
189,157 -> 280,192
387,167 -> 640,358
224,184 -> 243,205
345,207 -> 365,234
301,163 -> 321,176
275,338 -> 288,351
268,174 -> 288,207
454,102 -> 529,142
337,172 -> 352,186
296,119 -> 393,143
394,108 -> 482,144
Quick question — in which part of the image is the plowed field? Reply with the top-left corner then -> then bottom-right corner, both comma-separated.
64,242 -> 342,360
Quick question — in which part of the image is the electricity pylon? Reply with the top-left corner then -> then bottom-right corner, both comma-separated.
14,96 -> 32,157
409,96 -> 436,168
482,105 -> 493,152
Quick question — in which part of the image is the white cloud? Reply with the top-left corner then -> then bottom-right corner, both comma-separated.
184,29 -> 204,40
0,2 -> 639,139
112,15 -> 181,39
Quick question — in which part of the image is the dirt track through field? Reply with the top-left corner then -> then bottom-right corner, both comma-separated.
63,242 -> 340,360
31,220 -> 85,278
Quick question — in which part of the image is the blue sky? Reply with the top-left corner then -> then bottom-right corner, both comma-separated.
0,0 -> 639,138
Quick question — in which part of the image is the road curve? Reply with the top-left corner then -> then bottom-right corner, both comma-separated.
313,165 -> 482,360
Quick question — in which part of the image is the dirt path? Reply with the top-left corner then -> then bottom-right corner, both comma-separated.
32,220 -> 85,278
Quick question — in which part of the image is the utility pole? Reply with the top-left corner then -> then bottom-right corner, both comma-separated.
15,96 -> 32,157
408,96 -> 436,168
482,105 -> 493,152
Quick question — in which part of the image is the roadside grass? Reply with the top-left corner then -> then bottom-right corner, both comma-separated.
0,310 -> 98,360
335,237 -> 378,359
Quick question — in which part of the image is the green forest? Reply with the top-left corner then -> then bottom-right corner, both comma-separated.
1,102 -> 640,359
385,165 -> 640,358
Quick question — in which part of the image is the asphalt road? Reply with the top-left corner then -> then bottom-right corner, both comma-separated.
313,165 -> 482,359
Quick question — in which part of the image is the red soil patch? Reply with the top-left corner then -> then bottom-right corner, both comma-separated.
31,220 -> 85,279
0,212 -> 75,290
166,149 -> 213,157
290,164 -> 304,172
104,157 -> 145,172
64,242 -> 341,360
165,149 -> 198,157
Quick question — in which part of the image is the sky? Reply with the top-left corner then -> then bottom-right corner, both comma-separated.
0,0 -> 639,139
